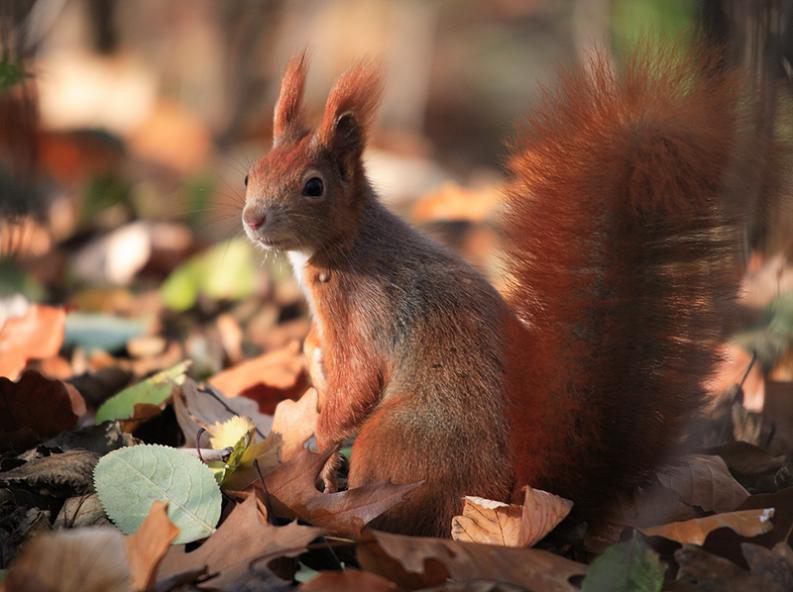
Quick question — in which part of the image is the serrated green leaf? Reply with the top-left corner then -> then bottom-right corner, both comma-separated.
582,533 -> 664,592
93,444 -> 221,544
95,361 -> 190,424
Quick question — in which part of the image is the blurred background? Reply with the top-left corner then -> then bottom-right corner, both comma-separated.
1,0 -> 792,396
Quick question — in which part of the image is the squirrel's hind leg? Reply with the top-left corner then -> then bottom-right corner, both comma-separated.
348,392 -> 512,537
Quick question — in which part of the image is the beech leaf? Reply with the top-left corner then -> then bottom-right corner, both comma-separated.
95,361 -> 190,424
93,444 -> 221,544
656,454 -> 749,513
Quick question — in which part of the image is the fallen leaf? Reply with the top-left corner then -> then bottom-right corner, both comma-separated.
580,532 -> 663,592
4,527 -> 131,592
94,444 -> 222,544
675,544 -> 771,592
95,360 -> 190,423
706,441 -> 786,476
54,494 -> 112,528
357,529 -> 586,591
208,341 -> 308,414
0,370 -> 85,451
411,182 -> 502,224
17,421 -> 135,462
64,312 -> 147,352
300,570 -> 400,591
126,500 -> 180,592
451,486 -> 572,547
157,493 -> 322,591
656,454 -> 749,513
0,304 -> 65,380
641,508 -> 775,545
258,447 -> 421,538
742,542 -> 793,590
0,449 -> 100,492
173,377 -> 273,446
271,388 -> 320,461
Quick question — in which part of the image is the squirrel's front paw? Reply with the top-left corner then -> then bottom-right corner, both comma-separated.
319,451 -> 343,493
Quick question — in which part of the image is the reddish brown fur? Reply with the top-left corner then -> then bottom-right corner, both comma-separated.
273,52 -> 308,142
502,47 -> 744,513
244,47 -> 749,537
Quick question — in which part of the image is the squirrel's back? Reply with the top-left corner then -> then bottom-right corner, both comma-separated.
501,46 -> 750,514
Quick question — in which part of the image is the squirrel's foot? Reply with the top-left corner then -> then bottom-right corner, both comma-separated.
319,451 -> 342,493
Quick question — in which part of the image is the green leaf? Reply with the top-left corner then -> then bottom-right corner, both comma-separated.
0,56 -> 26,92
64,312 -> 146,352
582,533 -> 665,592
93,444 -> 221,544
95,361 -> 190,424
161,238 -> 257,312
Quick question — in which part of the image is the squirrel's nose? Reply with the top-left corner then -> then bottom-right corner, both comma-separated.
243,210 -> 266,230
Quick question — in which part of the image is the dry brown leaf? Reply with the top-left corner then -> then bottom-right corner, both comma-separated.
174,377 -> 273,447
126,500 -> 180,592
54,494 -> 112,528
706,441 -> 786,476
358,529 -> 586,592
657,454 -> 749,513
271,388 -> 320,461
4,527 -> 131,592
641,508 -> 775,545
300,570 -> 400,591
257,447 -> 421,538
451,486 -> 572,547
208,341 -> 308,414
0,449 -> 100,491
0,370 -> 86,451
675,545 -> 768,592
0,304 -> 65,380
411,182 -> 502,224
157,493 -> 322,590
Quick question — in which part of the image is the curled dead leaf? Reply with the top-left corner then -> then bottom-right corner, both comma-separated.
451,485 -> 572,547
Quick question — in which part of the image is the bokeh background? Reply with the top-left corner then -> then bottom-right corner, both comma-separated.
1,0 -> 792,389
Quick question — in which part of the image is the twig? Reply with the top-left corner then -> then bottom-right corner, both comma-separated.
181,446 -> 234,463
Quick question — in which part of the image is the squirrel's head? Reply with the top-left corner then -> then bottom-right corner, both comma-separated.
242,52 -> 382,254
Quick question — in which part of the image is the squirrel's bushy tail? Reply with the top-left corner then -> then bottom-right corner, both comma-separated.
502,46 -> 754,513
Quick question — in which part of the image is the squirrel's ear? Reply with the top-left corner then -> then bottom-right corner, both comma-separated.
315,61 -> 382,170
273,51 -> 308,144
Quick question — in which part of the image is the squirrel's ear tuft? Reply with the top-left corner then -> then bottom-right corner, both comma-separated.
273,51 -> 309,143
315,61 -> 382,164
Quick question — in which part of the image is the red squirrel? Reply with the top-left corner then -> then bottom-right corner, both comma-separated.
242,48 -> 750,536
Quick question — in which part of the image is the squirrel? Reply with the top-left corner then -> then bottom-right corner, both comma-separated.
242,46 -> 753,537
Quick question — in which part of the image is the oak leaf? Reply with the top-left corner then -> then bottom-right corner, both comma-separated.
256,447 -> 421,538
157,493 -> 322,591
358,529 -> 586,592
657,454 -> 749,513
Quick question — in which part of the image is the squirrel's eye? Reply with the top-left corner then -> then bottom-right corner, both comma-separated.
244,174 -> 249,187
302,177 -> 324,198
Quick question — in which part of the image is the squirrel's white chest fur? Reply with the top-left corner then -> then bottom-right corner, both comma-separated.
287,250 -> 322,336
